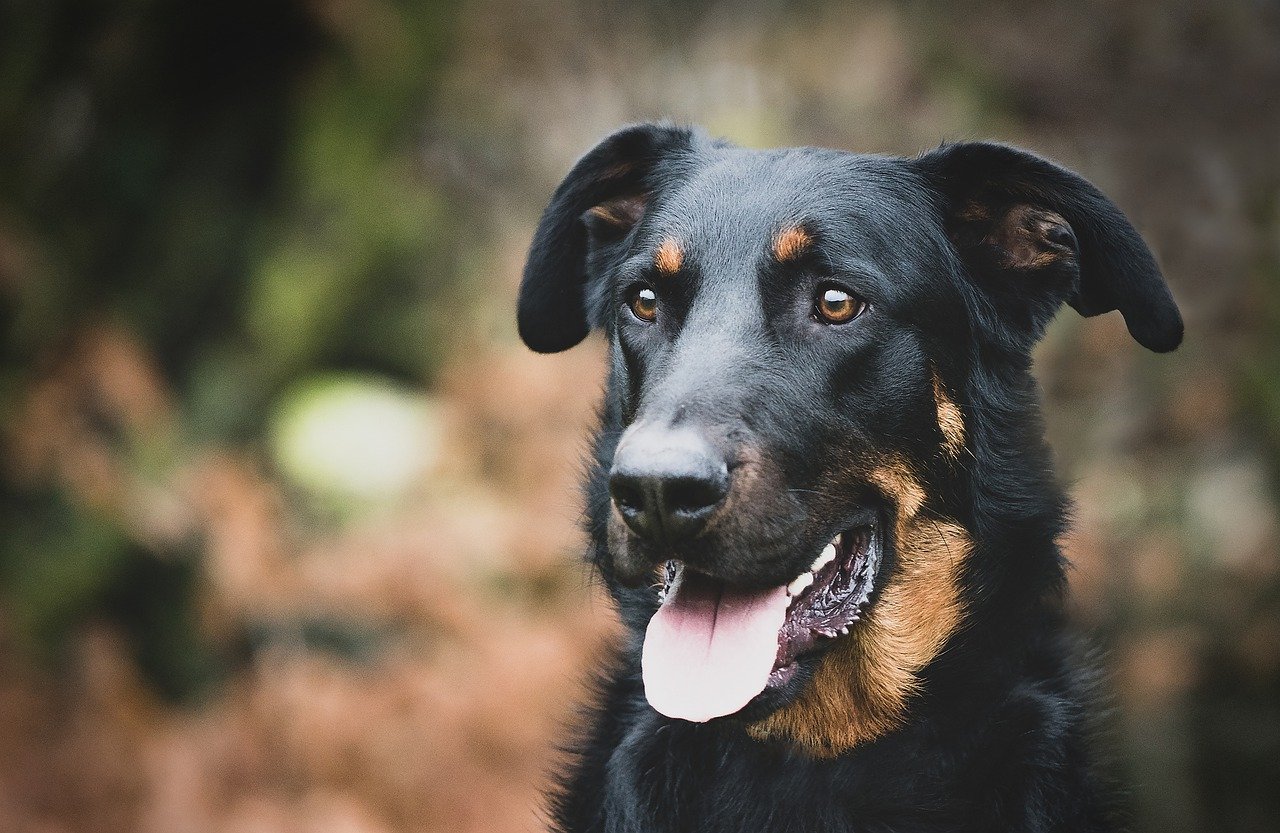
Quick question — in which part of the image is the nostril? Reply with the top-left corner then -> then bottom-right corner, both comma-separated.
665,474 -> 727,516
609,475 -> 646,514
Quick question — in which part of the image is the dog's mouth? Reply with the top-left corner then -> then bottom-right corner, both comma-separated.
641,522 -> 883,723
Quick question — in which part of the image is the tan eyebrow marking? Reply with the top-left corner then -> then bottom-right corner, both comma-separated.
654,238 -> 684,275
773,226 -> 812,262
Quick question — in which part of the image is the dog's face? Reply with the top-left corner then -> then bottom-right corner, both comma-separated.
519,125 -> 1181,756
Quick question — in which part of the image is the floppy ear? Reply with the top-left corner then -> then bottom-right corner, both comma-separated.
518,123 -> 696,353
915,142 -> 1183,353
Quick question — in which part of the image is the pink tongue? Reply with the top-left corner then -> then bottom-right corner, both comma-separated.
641,571 -> 790,722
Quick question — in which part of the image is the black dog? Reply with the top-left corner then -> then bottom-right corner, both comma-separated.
517,124 -> 1182,833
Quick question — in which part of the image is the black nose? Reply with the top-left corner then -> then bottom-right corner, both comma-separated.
609,427 -> 729,544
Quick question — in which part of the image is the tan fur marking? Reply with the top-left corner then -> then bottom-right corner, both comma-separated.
748,462 -> 970,757
866,461 -> 927,518
956,202 -> 991,223
931,369 -> 966,459
654,238 -> 684,275
772,226 -> 812,262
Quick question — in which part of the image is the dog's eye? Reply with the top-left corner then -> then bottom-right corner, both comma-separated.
814,284 -> 867,325
627,285 -> 658,322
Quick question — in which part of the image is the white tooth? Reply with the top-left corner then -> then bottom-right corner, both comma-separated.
839,626 -> 849,635
810,544 -> 837,574
787,572 -> 814,596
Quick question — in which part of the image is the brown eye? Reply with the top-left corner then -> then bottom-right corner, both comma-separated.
628,286 -> 658,322
814,285 -> 866,325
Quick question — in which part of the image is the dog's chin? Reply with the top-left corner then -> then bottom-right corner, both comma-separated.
636,513 -> 887,724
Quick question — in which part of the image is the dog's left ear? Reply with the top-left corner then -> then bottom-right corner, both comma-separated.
518,123 -> 697,353
915,142 -> 1183,352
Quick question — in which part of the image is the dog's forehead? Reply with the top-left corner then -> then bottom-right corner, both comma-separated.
649,147 -> 931,275
656,150 -> 838,243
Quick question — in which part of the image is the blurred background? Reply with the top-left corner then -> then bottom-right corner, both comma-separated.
0,0 -> 1277,831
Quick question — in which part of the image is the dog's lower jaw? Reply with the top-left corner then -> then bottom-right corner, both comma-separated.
747,466 -> 972,758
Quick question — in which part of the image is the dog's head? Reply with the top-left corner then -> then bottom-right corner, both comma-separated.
518,124 -> 1181,756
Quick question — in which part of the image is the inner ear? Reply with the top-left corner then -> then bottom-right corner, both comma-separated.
587,194 -> 647,231
583,194 -> 648,246
950,202 -> 1079,274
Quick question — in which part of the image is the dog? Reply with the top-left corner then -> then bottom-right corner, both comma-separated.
516,124 -> 1182,832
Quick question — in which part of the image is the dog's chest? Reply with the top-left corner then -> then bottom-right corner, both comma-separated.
595,709 -> 949,833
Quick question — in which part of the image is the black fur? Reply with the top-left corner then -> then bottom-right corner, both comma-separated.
518,124 -> 1181,833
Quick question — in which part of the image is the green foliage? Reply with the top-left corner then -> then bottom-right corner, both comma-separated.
0,0 -> 463,693
0,492 -> 129,652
